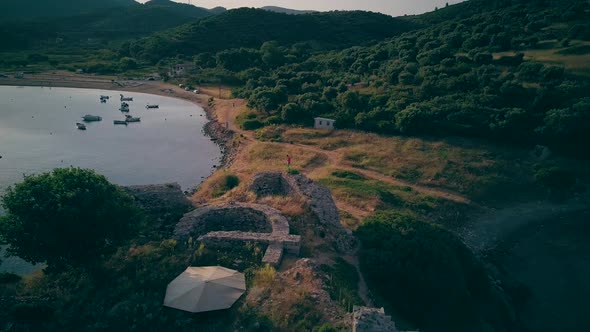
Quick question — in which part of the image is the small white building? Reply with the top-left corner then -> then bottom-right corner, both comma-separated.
314,117 -> 336,130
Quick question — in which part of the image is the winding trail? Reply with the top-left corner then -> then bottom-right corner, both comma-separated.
211,96 -> 475,307
213,97 -> 473,206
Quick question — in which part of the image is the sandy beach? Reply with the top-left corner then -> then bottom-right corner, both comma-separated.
0,71 -> 211,109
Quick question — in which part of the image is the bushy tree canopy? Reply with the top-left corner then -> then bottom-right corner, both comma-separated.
356,211 -> 512,332
0,168 -> 142,269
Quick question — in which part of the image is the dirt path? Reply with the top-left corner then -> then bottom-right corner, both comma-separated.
290,142 -> 473,205
209,95 -> 474,207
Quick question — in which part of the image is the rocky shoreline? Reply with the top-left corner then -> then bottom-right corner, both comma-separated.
202,109 -> 235,169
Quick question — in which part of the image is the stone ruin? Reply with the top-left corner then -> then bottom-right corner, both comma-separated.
249,172 -> 340,226
249,172 -> 293,197
353,306 -> 399,332
173,172 -> 356,267
249,172 -> 357,253
175,203 -> 300,267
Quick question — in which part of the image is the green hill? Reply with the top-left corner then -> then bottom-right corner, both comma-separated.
0,0 -> 222,50
0,0 -> 136,20
123,8 -> 421,62
261,6 -> 317,15
222,0 -> 590,157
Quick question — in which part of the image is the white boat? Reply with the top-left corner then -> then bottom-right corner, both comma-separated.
125,115 -> 140,122
120,94 -> 133,101
113,120 -> 128,125
82,114 -> 102,122
76,122 -> 86,130
146,104 -> 159,109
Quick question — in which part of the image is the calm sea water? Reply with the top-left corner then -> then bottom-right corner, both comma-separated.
0,85 -> 220,274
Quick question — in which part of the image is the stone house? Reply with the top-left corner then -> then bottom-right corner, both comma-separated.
314,117 -> 336,130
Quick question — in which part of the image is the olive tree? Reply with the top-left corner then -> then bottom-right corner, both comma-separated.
0,168 -> 142,269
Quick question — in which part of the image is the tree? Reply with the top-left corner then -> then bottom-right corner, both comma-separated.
0,168 -> 142,270
118,57 -> 138,71
281,103 -> 305,124
356,212 -> 508,332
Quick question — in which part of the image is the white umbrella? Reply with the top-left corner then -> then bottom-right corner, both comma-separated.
164,266 -> 246,313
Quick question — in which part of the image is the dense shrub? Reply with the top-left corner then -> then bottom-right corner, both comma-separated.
356,211 -> 513,332
0,168 -> 143,270
241,119 -> 264,130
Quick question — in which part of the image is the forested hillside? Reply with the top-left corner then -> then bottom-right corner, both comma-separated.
0,0 -> 221,51
177,0 -> 589,157
261,6 -> 317,15
122,8 -> 421,62
0,0 -> 136,20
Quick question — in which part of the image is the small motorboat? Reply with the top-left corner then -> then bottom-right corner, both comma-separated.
82,114 -> 102,122
114,120 -> 128,125
100,99 -> 107,103
76,122 -> 86,130
100,95 -> 110,99
145,104 -> 159,109
120,102 -> 130,112
125,114 -> 140,122
120,94 -> 133,101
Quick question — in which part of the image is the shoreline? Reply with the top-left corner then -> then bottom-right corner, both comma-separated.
0,72 -> 236,191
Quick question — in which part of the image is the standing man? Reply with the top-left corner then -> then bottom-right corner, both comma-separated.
287,154 -> 292,171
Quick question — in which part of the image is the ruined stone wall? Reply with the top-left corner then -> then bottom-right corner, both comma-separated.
290,174 -> 340,226
249,172 -> 294,197
175,204 -> 274,238
353,306 -> 399,332
247,172 -> 358,253
175,203 -> 300,267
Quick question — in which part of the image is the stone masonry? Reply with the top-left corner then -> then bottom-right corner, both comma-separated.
249,172 -> 357,253
175,203 -> 300,267
248,172 -> 340,226
249,172 -> 294,197
353,306 -> 399,332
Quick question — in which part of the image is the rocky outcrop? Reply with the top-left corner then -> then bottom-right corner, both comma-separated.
291,174 -> 340,226
353,306 -> 399,332
247,172 -> 358,253
249,172 -> 294,197
248,172 -> 340,226
124,183 -> 190,214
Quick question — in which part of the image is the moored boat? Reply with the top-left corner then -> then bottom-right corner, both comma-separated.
146,104 -> 159,109
76,122 -> 86,130
120,102 -> 130,112
100,95 -> 110,99
82,114 -> 102,122
113,120 -> 128,125
125,114 -> 140,122
120,94 -> 133,101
